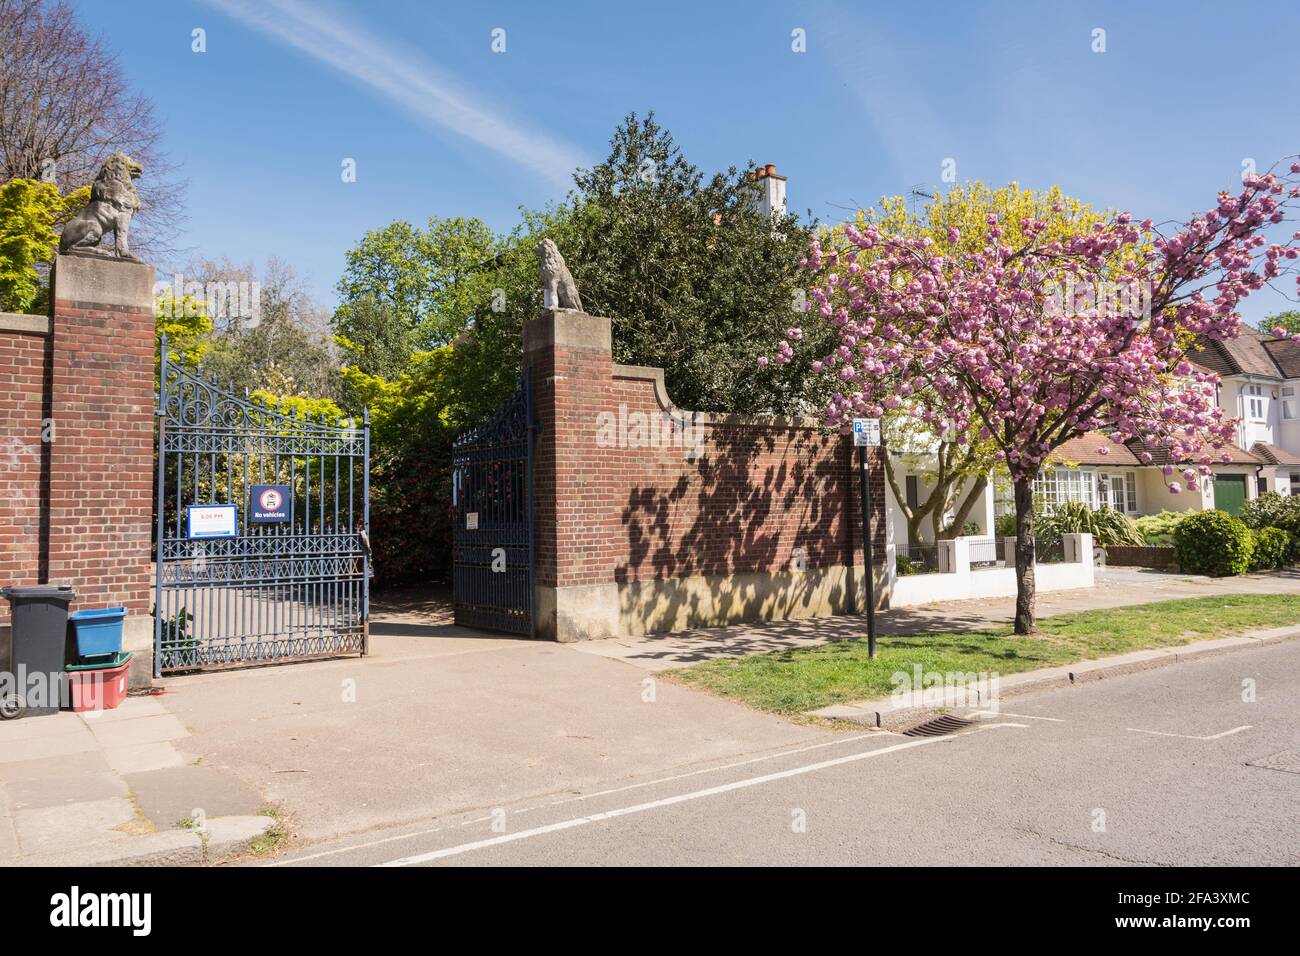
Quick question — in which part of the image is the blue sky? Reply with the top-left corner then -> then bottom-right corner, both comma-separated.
76,0 -> 1300,326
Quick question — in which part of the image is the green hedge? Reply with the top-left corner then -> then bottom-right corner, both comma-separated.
1134,510 -> 1185,547
1174,510 -> 1254,576
1249,526 -> 1291,571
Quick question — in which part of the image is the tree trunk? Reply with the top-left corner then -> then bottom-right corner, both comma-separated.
940,474 -> 989,538
1013,476 -> 1037,635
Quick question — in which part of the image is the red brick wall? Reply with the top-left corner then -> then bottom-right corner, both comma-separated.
527,311 -> 884,603
45,294 -> 155,616
0,260 -> 155,630
0,326 -> 50,626
607,371 -> 884,586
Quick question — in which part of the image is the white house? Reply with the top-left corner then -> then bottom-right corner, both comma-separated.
884,329 -> 1300,562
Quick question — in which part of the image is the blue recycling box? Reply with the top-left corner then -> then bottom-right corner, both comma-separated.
68,607 -> 127,661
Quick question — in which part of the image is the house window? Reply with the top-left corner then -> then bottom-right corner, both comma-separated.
905,475 -> 919,511
1245,385 -> 1267,421
1258,476 -> 1268,496
1038,467 -> 1096,511
1292,473 -> 1300,496
1283,387 -> 1296,421
1098,472 -> 1139,514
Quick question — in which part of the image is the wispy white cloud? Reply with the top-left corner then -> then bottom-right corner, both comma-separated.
207,0 -> 586,189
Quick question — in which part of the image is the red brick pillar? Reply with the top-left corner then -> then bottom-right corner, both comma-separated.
48,254 -> 156,687
524,310 -> 620,641
0,313 -> 52,639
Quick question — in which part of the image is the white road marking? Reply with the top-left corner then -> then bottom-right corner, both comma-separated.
378,725 -> 1026,867
266,729 -> 888,865
973,710 -> 1065,722
1126,725 -> 1252,741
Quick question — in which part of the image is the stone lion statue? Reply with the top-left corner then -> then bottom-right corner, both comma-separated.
536,238 -> 583,311
59,152 -> 143,262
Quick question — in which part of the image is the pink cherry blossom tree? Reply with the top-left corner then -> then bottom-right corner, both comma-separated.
764,163 -> 1300,633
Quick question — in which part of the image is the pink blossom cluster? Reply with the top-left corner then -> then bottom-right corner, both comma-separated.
764,163 -> 1300,490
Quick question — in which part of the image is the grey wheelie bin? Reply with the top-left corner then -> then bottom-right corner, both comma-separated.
1,585 -> 75,718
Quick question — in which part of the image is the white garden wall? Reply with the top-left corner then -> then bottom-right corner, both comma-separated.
887,534 -> 1094,608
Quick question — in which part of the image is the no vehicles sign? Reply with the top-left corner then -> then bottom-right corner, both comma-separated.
853,418 -> 881,447
251,484 -> 291,523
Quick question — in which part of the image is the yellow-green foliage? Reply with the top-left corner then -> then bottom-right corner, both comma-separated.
0,179 -> 90,313
832,182 -> 1104,258
341,344 -> 463,447
249,390 -> 346,423
156,292 -> 214,369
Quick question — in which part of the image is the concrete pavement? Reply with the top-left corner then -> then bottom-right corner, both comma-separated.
0,697 -> 272,865
267,636 -> 1300,866
570,567 -> 1300,670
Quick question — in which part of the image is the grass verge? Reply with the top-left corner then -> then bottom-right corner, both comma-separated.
667,594 -> 1300,716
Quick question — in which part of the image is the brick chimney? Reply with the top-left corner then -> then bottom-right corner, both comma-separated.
747,163 -> 787,218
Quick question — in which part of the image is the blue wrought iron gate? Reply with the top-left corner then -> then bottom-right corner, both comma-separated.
451,369 -> 536,635
154,337 -> 370,673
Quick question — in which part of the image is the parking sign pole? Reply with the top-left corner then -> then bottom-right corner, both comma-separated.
852,418 -> 880,658
858,442 -> 878,659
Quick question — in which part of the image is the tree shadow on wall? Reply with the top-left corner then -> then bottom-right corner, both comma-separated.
617,426 -> 882,633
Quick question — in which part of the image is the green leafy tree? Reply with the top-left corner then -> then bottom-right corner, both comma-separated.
568,112 -> 816,413
1262,309 -> 1300,334
0,178 -> 88,312
332,296 -> 413,380
335,216 -> 503,366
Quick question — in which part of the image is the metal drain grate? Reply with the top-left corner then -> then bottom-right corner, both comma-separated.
901,714 -> 976,737
1246,751 -> 1300,774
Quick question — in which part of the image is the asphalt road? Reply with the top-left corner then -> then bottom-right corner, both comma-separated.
265,638 -> 1300,867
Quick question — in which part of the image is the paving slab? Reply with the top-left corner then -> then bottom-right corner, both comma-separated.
12,796 -> 143,856
18,827 -> 199,867
124,765 -> 265,829
78,696 -> 171,724
1,755 -> 127,811
0,710 -> 87,741
103,740 -> 188,775
87,712 -> 189,747
0,728 -> 99,764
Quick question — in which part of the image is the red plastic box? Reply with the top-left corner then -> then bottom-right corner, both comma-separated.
66,652 -> 132,712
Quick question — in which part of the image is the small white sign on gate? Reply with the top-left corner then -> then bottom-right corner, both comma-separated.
466,512 -> 479,530
187,504 -> 237,539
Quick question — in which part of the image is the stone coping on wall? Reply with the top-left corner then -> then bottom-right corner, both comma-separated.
611,363 -> 830,432
0,312 -> 51,335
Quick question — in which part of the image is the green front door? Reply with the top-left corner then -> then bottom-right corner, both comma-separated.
1213,475 -> 1248,515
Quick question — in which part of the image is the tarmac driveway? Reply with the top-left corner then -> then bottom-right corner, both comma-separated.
159,618 -> 822,846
